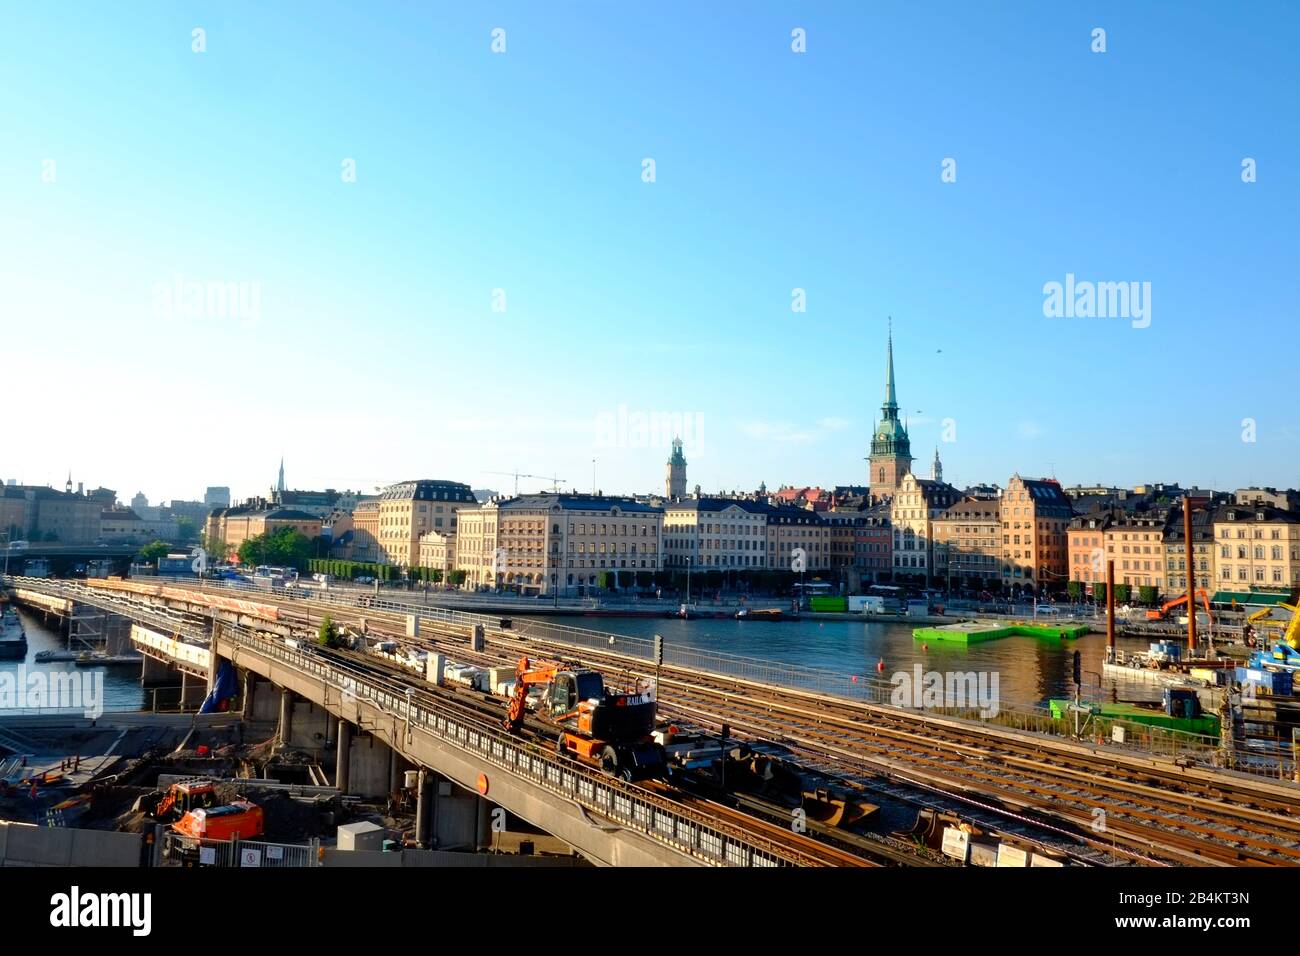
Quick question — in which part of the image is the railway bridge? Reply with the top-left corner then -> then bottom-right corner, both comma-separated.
5,574 -> 1300,868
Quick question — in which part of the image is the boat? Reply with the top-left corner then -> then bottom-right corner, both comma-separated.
74,650 -> 143,667
0,606 -> 27,661
735,607 -> 784,621
1049,687 -> 1221,737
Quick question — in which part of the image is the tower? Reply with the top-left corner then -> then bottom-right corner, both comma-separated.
666,437 -> 687,499
66,471 -> 73,495
867,320 -> 913,502
932,447 -> 943,482
277,456 -> 286,495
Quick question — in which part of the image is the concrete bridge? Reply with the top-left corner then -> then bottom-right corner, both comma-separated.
2,576 -> 816,867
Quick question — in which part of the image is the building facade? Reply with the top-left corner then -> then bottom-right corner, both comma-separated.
662,497 -> 770,571
934,496 -> 1002,589
1213,504 -> 1300,590
1000,475 -> 1073,593
455,494 -> 664,595
891,473 -> 960,586
373,480 -> 476,566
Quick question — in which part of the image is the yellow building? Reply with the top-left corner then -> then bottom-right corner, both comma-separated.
1213,503 -> 1300,590
1000,474 -> 1072,593
891,473 -> 960,586
662,497 -> 770,571
374,480 -> 476,567
1067,509 -> 1167,592
416,529 -> 457,580
455,494 -> 663,595
1163,503 -> 1213,595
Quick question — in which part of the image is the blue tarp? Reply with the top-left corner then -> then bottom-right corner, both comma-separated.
199,660 -> 239,714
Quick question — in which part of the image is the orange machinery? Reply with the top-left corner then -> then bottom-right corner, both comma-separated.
1146,588 -> 1213,623
502,657 -> 664,781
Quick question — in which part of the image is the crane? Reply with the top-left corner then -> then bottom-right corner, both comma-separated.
486,471 -> 567,496
1146,589 -> 1213,623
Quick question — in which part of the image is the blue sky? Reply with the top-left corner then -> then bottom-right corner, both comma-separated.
1,2 -> 1296,504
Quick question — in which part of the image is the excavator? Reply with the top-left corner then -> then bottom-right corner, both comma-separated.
501,657 -> 664,781
134,780 -> 264,863
1146,589 -> 1213,623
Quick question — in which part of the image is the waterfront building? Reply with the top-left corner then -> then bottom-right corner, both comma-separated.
663,496 -> 770,572
999,474 -> 1073,593
934,496 -> 1002,590
204,502 -> 323,558
764,504 -> 830,574
373,480 -> 476,567
1159,503 -> 1214,596
455,494 -> 663,595
891,473 -> 960,586
416,529 -> 457,580
1067,508 -> 1167,593
1212,503 -> 1300,590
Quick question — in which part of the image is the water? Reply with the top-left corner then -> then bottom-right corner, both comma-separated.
575,614 -> 1156,709
0,608 -> 145,713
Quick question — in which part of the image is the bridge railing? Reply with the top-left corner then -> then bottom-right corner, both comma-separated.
217,623 -> 806,867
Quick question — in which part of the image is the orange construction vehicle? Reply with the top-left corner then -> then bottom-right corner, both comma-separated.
136,780 -> 264,863
502,657 -> 664,781
1146,589 -> 1213,623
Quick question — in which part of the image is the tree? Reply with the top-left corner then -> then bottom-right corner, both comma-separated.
1138,585 -> 1159,605
318,615 -> 340,648
138,540 -> 169,564
448,569 -> 467,586
1093,582 -> 1107,604
1114,583 -> 1131,604
1067,581 -> 1083,602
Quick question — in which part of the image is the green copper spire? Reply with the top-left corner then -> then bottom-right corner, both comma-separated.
883,316 -> 897,411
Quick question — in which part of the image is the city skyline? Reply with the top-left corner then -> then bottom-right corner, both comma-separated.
2,4 -> 1296,500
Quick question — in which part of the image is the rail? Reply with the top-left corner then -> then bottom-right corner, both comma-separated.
6,575 -> 1293,782
3,576 -> 824,866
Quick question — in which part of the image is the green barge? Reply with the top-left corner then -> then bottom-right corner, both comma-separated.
912,619 -> 1091,644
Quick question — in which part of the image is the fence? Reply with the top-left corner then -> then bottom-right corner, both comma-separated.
173,835 -> 321,868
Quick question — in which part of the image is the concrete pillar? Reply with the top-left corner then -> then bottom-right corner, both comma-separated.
140,654 -> 170,686
326,714 -> 338,748
278,689 -> 294,747
476,796 -> 492,850
415,769 -> 430,849
335,720 -> 353,795
388,749 -> 400,795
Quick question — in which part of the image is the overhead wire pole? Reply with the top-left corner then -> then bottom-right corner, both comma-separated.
1184,501 -> 1198,654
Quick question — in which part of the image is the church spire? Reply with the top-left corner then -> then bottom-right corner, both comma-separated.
883,316 -> 897,411
277,456 -> 285,494
932,447 -> 943,482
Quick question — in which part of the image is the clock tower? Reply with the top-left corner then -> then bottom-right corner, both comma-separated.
867,322 -> 913,502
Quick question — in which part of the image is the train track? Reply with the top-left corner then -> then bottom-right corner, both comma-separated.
284,598 -> 1300,867
44,580 -> 1300,867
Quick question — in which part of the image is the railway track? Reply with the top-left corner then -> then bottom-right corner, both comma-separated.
42,579 -> 1300,867
286,598 -> 1300,867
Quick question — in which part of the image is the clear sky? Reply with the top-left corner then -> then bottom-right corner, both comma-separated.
1,1 -> 1296,505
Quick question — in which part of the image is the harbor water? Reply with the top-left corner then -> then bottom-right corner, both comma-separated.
0,608 -> 145,714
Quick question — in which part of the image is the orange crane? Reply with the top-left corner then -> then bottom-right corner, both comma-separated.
502,657 -> 663,781
1146,588 -> 1213,623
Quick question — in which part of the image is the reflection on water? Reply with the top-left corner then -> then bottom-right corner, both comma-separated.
0,608 -> 145,713
577,614 -> 1157,708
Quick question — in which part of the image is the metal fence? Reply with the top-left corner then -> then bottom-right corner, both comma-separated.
177,836 -> 321,868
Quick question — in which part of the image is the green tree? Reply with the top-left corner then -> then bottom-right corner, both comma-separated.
1066,581 -> 1083,602
318,615 -> 340,648
1093,582 -> 1107,604
448,569 -> 467,586
138,540 -> 169,564
1138,585 -> 1159,605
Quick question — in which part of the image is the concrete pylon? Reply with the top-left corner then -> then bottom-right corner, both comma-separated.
278,689 -> 294,748
335,720 -> 353,795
